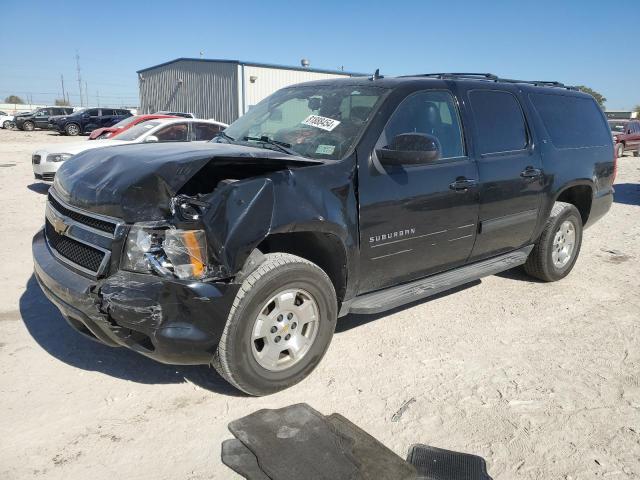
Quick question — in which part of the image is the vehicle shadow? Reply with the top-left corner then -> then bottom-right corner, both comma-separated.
336,280 -> 480,333
27,183 -> 50,195
494,266 -> 545,283
19,274 -> 246,397
614,183 -> 640,206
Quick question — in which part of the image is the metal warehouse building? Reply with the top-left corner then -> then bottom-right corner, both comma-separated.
137,58 -> 363,124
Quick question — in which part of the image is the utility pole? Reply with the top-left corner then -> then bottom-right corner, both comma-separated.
75,51 -> 83,107
85,81 -> 88,107
60,74 -> 67,104
96,91 -> 100,107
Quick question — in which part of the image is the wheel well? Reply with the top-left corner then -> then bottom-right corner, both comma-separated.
256,232 -> 348,304
556,185 -> 592,224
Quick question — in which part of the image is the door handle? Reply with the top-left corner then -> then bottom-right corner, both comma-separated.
449,178 -> 478,192
520,167 -> 542,178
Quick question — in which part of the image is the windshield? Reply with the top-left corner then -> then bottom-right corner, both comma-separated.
112,116 -> 140,129
112,121 -> 161,141
608,121 -> 628,133
220,84 -> 386,160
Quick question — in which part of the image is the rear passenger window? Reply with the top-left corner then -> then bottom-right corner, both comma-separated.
530,93 -> 611,149
469,90 -> 528,154
101,109 -> 115,116
193,123 -> 222,141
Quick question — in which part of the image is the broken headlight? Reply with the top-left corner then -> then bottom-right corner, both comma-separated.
121,225 -> 209,280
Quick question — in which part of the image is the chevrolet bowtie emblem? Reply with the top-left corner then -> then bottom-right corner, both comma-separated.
51,215 -> 69,236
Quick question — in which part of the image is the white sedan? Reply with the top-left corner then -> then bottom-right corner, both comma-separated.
1,113 -> 15,129
32,118 -> 227,181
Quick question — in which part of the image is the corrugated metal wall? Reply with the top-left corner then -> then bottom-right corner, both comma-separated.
138,60 -> 238,124
138,60 -> 355,123
241,66 -> 349,113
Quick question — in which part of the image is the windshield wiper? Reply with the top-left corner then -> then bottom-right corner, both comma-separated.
243,135 -> 296,155
214,131 -> 236,143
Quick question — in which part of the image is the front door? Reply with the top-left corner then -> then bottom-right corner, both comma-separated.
358,89 -> 480,294
462,87 -> 544,260
34,109 -> 49,128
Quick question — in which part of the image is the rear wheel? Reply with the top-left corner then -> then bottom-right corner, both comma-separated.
212,253 -> 337,396
2,120 -> 11,129
616,143 -> 625,158
524,202 -> 583,282
22,120 -> 34,131
65,123 -> 80,136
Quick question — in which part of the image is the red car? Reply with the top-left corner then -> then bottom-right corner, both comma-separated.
609,119 -> 640,158
88,114 -> 177,140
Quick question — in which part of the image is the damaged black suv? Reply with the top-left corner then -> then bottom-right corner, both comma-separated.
33,73 -> 615,395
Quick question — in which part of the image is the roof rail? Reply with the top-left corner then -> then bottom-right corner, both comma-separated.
401,72 -> 578,90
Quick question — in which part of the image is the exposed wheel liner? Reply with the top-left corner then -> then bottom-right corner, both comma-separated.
212,253 -> 337,396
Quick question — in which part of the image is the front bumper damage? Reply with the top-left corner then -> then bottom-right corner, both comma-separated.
33,228 -> 240,365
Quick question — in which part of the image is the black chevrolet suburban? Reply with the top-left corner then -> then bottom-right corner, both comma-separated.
32,73 -> 615,395
14,106 -> 74,131
49,107 -> 132,136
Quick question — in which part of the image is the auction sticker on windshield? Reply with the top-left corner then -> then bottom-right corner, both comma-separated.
302,115 -> 341,131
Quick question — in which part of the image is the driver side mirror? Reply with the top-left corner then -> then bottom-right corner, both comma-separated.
376,133 -> 441,166
144,135 -> 159,143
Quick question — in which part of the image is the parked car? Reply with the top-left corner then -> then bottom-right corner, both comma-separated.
13,107 -> 74,131
88,114 -> 178,140
48,108 -> 133,136
609,119 -> 640,157
0,113 -> 16,129
32,118 -> 227,180
32,74 -> 614,395
154,111 -> 195,118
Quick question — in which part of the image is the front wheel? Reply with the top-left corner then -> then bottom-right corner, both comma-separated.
65,123 -> 81,136
212,253 -> 337,396
524,202 -> 583,282
2,120 -> 12,129
22,120 -> 34,131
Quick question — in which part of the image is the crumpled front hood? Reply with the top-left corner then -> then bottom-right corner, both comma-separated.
53,142 -> 322,222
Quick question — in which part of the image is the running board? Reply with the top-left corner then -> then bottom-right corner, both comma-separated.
344,245 -> 534,315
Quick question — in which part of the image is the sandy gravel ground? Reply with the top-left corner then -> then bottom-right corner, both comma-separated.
0,128 -> 639,480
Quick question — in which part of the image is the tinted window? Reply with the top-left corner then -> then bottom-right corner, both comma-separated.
36,109 -> 49,116
469,90 -> 527,154
155,123 -> 188,142
530,93 -> 611,149
193,123 -> 222,141
101,109 -> 115,116
86,109 -> 100,116
116,109 -> 130,116
376,90 -> 465,159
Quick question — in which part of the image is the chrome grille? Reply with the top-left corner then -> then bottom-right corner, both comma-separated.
45,190 -> 124,277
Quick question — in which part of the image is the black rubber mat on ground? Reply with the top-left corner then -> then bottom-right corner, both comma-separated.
406,444 -> 492,480
228,403 -> 359,480
221,439 -> 271,480
326,413 -> 417,480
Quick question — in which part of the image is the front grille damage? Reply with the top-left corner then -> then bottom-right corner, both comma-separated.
45,219 -> 105,273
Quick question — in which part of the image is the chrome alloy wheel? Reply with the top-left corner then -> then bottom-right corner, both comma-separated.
552,220 -> 576,268
251,288 -> 319,372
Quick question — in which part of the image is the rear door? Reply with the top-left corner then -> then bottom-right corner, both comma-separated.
357,89 -> 480,293
99,109 -> 115,128
461,87 -> 544,261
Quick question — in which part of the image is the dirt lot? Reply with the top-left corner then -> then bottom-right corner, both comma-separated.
0,128 -> 639,479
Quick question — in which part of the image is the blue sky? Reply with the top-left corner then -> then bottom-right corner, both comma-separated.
1,0 -> 638,109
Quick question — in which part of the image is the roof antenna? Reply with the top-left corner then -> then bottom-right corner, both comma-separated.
369,68 -> 383,81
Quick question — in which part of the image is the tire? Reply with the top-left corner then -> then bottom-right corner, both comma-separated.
524,201 -> 583,282
2,120 -> 11,129
65,123 -> 80,136
616,143 -> 624,158
213,253 -> 337,396
22,120 -> 34,131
